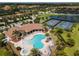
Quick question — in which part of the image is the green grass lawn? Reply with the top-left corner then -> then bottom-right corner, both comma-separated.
37,14 -> 65,23
38,13 -> 65,18
61,23 -> 79,56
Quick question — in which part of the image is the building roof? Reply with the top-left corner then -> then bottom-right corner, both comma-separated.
4,23 -> 44,42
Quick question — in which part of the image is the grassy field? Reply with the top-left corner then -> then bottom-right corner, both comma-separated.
61,23 -> 79,55
37,14 -> 65,23
49,23 -> 79,56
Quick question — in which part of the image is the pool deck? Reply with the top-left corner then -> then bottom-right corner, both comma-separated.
4,23 -> 54,56
9,31 -> 53,56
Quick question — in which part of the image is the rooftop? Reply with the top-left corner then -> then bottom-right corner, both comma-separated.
4,23 -> 44,42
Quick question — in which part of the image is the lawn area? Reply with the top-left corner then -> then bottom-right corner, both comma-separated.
37,14 -> 54,23
38,13 -> 65,18
0,47 -> 13,56
37,14 -> 65,23
61,23 -> 79,56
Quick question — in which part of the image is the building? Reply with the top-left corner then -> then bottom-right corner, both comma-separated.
4,23 -> 54,56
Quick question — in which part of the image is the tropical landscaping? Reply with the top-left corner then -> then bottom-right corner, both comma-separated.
0,3 -> 79,56
0,32 -> 14,56
49,23 -> 79,56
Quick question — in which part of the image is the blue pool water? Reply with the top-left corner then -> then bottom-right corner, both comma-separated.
23,34 -> 46,49
31,34 -> 46,49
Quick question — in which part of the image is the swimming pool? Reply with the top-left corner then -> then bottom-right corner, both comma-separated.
23,34 -> 46,49
31,34 -> 46,49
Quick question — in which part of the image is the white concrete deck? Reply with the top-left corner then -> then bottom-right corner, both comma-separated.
8,31 -> 54,56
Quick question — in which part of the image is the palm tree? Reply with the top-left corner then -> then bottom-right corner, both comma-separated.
56,28 -> 63,34
56,41 -> 65,50
34,18 -> 40,23
13,30 -> 22,37
0,33 -> 5,40
66,38 -> 75,47
67,33 -> 71,38
29,48 -> 42,56
45,33 -> 49,36
0,33 -> 6,47
50,30 -> 54,33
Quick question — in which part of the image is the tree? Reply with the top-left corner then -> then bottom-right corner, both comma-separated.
56,29 -> 63,34
13,30 -> 26,37
45,33 -> 49,36
66,38 -> 75,47
29,48 -> 42,56
67,33 -> 71,38
74,50 -> 79,56
0,33 -> 6,47
13,30 -> 22,37
56,41 -> 65,50
16,47 -> 21,51
0,33 -> 5,40
55,40 -> 67,56
34,18 -> 40,23
50,30 -> 54,33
